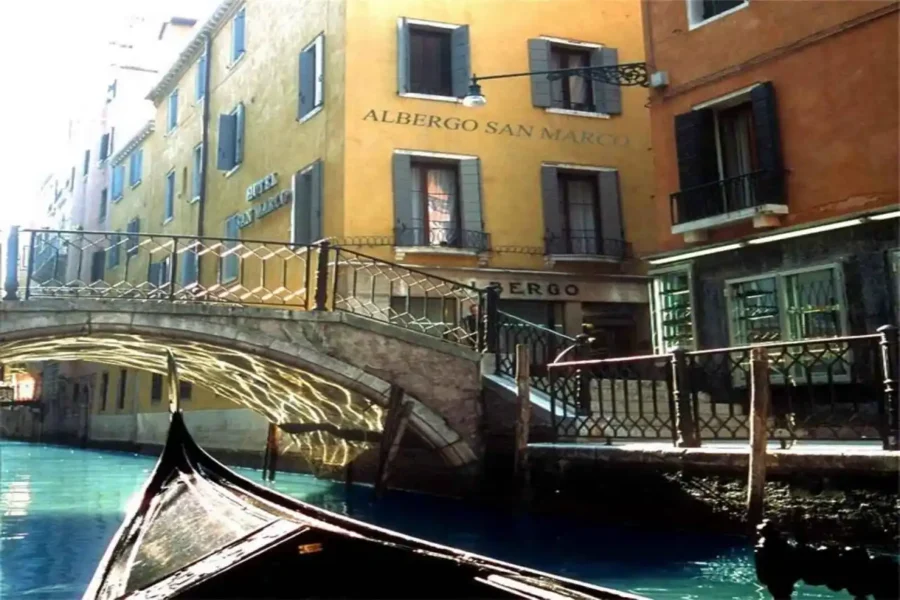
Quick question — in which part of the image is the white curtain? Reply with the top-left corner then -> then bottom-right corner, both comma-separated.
425,167 -> 458,245
719,107 -> 755,207
563,178 -> 597,254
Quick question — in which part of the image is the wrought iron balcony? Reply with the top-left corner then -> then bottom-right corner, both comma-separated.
394,222 -> 490,252
544,230 -> 632,260
670,169 -> 785,227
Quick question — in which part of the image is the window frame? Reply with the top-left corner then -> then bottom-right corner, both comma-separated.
129,148 -> 143,188
126,218 -> 140,256
164,170 -> 176,223
167,89 -> 179,133
99,188 -> 108,223
111,164 -> 125,202
548,44 -> 595,112
107,230 -> 122,268
686,0 -> 749,30
649,263 -> 698,353
399,17 -> 464,103
191,144 -> 202,202
410,159 -> 462,248
195,52 -> 208,102
557,170 -> 601,254
230,5 -> 247,65
298,33 -> 325,123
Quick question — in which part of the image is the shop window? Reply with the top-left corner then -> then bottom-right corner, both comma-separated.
397,19 -> 470,99
389,296 -> 458,339
649,266 -> 696,352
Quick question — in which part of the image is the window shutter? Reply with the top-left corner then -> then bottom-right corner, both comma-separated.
597,170 -> 625,258
750,82 -> 784,204
674,109 -> 718,191
392,153 -> 414,245
291,169 -> 312,245
458,158 -> 482,247
299,46 -> 316,118
234,9 -> 246,57
309,160 -> 323,242
592,47 -> 622,115
148,262 -> 161,288
180,247 -> 198,286
528,39 -> 552,108
234,104 -> 245,166
137,150 -> 143,181
99,134 -> 110,160
196,54 -> 207,100
397,18 -> 410,94
541,165 -> 562,249
450,25 -> 471,98
317,35 -> 325,107
216,113 -> 237,171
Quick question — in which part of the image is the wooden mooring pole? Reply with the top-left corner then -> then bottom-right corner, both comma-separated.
747,346 -> 770,528
263,422 -> 280,481
513,344 -> 531,481
374,386 -> 412,499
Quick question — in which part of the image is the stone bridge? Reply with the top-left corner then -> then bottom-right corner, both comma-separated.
0,299 -> 486,481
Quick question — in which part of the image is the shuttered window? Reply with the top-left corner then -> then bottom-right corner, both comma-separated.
195,53 -> 208,101
107,231 -> 122,268
298,34 -> 325,120
397,19 -> 469,98
191,144 -> 202,201
222,216 -> 240,282
181,244 -> 199,288
111,165 -> 125,201
126,218 -> 140,256
128,149 -> 143,187
99,189 -> 108,222
231,6 -> 246,63
291,160 -> 323,245
167,90 -> 178,132
529,39 -> 621,115
216,104 -> 244,172
393,153 -> 483,250
164,170 -> 175,221
541,166 -> 624,258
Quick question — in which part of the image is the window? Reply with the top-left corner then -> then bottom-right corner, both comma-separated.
107,231 -> 121,268
291,160 -> 323,245
126,218 -> 140,256
231,6 -> 246,63
392,152 -> 485,250
191,144 -> 202,201
397,19 -> 469,99
687,0 -> 748,28
179,381 -> 192,401
149,256 -> 171,293
164,170 -> 175,222
195,53 -> 208,101
650,266 -> 696,353
99,188 -> 108,222
111,165 -> 125,201
109,127 -> 116,155
100,372 -> 109,411
116,369 -> 127,410
528,39 -> 620,115
181,244 -> 199,288
83,150 -> 91,176
673,82 -> 783,225
129,148 -> 143,187
216,104 -> 245,172
151,373 -> 163,403
167,89 -> 179,132
541,166 -> 624,258
90,250 -> 105,283
298,34 -> 325,120
222,216 -> 240,282
99,133 -> 110,161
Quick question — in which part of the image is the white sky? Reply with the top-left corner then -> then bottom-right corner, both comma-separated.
0,0 -> 216,236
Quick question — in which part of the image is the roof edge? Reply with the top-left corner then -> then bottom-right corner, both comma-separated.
110,121 -> 156,166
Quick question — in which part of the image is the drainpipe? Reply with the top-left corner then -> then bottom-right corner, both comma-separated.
197,32 -> 212,240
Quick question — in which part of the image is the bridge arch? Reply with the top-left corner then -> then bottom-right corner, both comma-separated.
0,299 -> 481,470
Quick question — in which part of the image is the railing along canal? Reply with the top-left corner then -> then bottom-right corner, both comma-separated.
548,331 -> 900,450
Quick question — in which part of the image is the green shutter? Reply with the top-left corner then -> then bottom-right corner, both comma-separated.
528,39 -> 551,108
597,170 -> 624,258
309,160 -> 323,242
458,158 -> 482,248
299,46 -> 316,118
397,18 -> 410,94
450,25 -> 470,98
291,169 -> 311,245
235,104 -> 245,166
541,166 -> 562,251
392,153 -> 414,245
592,47 -> 621,115
216,113 -> 237,171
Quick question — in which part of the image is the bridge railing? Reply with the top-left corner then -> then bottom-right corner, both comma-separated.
548,328 -> 900,449
3,228 -> 493,352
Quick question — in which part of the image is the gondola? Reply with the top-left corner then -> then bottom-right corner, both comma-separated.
84,352 -> 646,600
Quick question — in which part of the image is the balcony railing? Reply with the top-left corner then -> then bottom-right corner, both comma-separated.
670,169 -> 785,226
544,230 -> 632,260
394,222 -> 490,252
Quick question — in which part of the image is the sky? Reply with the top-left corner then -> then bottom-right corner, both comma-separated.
0,0 -> 217,235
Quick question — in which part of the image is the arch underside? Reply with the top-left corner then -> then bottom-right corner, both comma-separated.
0,334 -> 387,471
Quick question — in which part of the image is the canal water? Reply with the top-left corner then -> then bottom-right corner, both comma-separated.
0,441 -> 843,600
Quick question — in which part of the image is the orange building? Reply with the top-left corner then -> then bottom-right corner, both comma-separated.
641,0 -> 899,351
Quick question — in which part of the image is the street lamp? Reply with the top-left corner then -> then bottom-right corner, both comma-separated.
462,62 -> 650,107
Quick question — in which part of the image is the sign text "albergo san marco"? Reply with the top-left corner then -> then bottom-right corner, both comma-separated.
362,109 -> 629,147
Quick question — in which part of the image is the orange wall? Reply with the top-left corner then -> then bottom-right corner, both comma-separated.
645,1 -> 898,253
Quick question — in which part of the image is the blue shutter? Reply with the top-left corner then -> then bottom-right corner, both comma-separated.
137,150 -> 143,184
450,25 -> 471,98
168,90 -> 178,131
195,53 -> 207,101
181,246 -> 198,287
192,145 -> 202,199
593,47 -> 622,115
397,18 -> 410,94
232,8 -> 246,61
99,134 -> 110,160
223,217 -> 240,282
148,262 -> 161,288
216,114 -> 237,171
234,104 -> 245,166
528,39 -> 552,108
299,46 -> 316,119
165,172 -> 175,220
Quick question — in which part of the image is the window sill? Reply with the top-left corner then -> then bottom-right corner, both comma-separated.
165,127 -> 178,137
112,196 -> 124,204
227,52 -> 246,71
188,195 -> 200,204
546,253 -> 624,266
224,164 -> 242,178
163,216 -> 174,226
297,104 -> 323,124
130,180 -> 141,189
399,92 -> 460,104
688,1 -> 750,30
545,107 -> 610,120
671,204 -> 788,239
394,245 -> 487,263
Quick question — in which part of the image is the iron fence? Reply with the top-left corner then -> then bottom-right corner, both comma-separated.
495,311 -> 575,396
670,169 -> 785,226
394,222 -> 490,252
548,328 -> 899,448
544,230 -> 632,260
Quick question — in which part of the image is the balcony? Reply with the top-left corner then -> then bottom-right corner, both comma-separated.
393,222 -> 490,262
544,229 -> 632,263
670,170 -> 786,242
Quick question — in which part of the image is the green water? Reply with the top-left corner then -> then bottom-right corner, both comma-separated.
0,441 -> 845,599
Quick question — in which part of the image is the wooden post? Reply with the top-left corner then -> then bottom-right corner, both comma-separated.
513,344 -> 531,479
263,422 -> 280,481
670,347 -> 699,447
374,386 -> 411,498
747,346 -> 770,528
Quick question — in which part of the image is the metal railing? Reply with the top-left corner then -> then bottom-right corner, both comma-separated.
670,169 -> 785,226
548,328 -> 899,449
495,311 -> 576,396
544,230 -> 632,260
394,222 -> 491,252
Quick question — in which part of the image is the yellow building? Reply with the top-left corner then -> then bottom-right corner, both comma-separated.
95,0 -> 654,427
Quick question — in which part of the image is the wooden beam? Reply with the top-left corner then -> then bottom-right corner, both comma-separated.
513,344 -> 531,480
747,346 -> 770,528
374,386 -> 411,498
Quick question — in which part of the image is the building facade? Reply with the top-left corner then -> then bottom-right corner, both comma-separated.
643,0 -> 899,352
82,0 -> 655,443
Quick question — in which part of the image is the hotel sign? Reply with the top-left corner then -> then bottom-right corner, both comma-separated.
235,189 -> 292,229
246,173 -> 279,201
